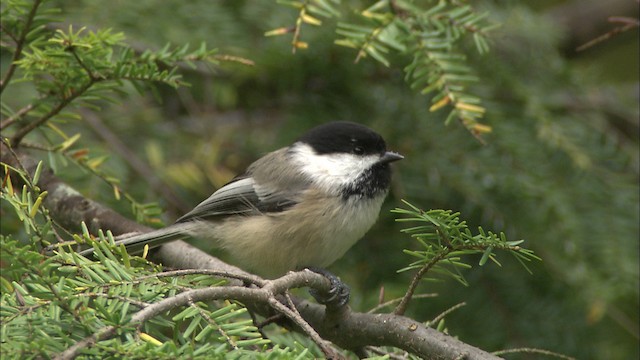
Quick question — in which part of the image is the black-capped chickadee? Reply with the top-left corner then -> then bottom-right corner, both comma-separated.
80,121 -> 403,279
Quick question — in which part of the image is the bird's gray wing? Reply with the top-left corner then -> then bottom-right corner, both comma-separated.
175,175 -> 298,223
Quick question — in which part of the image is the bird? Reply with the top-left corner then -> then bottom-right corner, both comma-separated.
79,121 -> 402,283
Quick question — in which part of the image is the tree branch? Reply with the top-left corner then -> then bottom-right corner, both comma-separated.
1,145 -> 501,359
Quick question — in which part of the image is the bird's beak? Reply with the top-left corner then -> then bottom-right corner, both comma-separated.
379,151 -> 404,164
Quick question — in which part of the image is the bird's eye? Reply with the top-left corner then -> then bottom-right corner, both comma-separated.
353,146 -> 364,155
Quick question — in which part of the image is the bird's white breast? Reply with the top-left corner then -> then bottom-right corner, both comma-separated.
196,190 -> 386,278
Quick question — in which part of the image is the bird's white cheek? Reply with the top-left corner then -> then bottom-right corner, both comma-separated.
290,144 -> 380,190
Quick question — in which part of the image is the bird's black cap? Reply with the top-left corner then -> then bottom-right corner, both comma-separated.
296,121 -> 387,156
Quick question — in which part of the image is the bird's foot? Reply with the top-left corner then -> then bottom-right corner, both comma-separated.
305,267 -> 350,308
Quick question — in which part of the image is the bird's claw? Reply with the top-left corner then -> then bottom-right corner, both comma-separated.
306,267 -> 350,308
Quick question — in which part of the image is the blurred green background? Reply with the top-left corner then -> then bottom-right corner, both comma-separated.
5,0 -> 638,358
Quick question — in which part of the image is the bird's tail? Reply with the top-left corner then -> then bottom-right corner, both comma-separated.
77,223 -> 193,257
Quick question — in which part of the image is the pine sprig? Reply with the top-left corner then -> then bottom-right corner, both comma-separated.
269,1 -> 496,137
0,231 -> 274,359
265,0 -> 341,52
0,157 -> 59,245
392,200 -> 540,315
2,17 -> 221,146
334,1 -> 496,139
0,1 -> 224,222
335,12 -> 407,66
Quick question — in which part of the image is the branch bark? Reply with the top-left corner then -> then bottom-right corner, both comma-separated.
1,144 -> 501,360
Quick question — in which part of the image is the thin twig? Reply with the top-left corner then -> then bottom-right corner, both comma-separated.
366,346 -> 410,360
265,272 -> 342,358
137,268 -> 265,286
1,138 -> 36,187
269,296 -> 339,359
368,293 -> 438,314
69,46 -> 102,80
394,252 -> 447,316
0,0 -> 44,94
493,348 -> 576,360
576,16 -> 640,52
10,78 -> 97,147
428,302 -> 466,327
0,103 -> 35,130
188,298 -> 238,350
0,22 -> 20,44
